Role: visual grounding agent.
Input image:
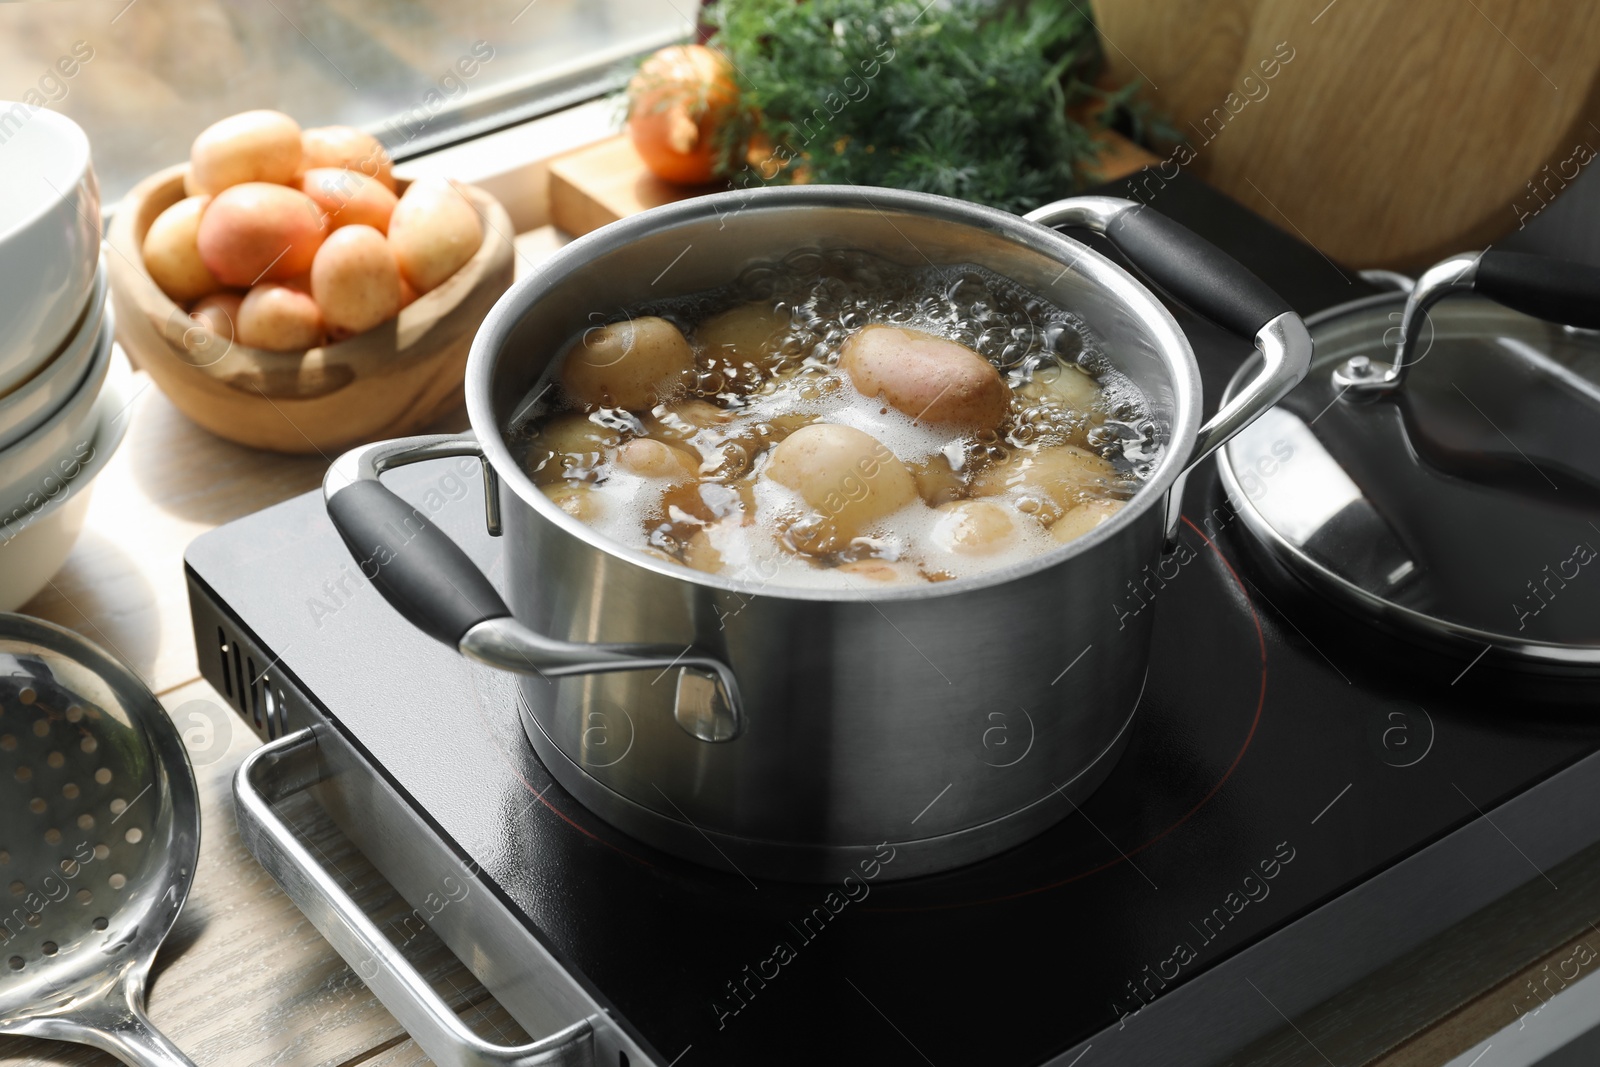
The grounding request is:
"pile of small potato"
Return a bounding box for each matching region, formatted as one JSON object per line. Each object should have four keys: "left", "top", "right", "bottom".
{"left": 141, "top": 109, "right": 484, "bottom": 352}
{"left": 528, "top": 302, "right": 1136, "bottom": 585}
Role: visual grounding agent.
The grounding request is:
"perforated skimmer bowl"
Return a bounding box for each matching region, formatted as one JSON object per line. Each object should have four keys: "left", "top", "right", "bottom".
{"left": 0, "top": 614, "right": 199, "bottom": 1067}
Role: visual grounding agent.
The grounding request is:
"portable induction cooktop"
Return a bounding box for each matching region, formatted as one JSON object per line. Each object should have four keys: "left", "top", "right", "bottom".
{"left": 186, "top": 176, "right": 1600, "bottom": 1067}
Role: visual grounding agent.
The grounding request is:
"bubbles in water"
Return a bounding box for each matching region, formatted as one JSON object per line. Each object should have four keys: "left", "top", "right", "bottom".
{"left": 507, "top": 247, "right": 1161, "bottom": 584}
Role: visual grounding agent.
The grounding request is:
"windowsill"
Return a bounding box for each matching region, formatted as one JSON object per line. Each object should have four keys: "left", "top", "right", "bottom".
{"left": 393, "top": 95, "right": 621, "bottom": 235}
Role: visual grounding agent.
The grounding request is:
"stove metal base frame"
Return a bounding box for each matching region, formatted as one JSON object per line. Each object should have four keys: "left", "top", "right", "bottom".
{"left": 193, "top": 587, "right": 652, "bottom": 1067}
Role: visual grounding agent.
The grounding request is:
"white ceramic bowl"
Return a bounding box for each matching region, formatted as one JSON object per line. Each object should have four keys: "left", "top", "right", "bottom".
{"left": 0, "top": 103, "right": 101, "bottom": 395}
{"left": 0, "top": 296, "right": 113, "bottom": 516}
{"left": 0, "top": 349, "right": 132, "bottom": 611}
{"left": 0, "top": 254, "right": 107, "bottom": 451}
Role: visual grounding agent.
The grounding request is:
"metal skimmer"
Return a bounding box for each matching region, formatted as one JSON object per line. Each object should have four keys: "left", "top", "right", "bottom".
{"left": 0, "top": 614, "right": 199, "bottom": 1067}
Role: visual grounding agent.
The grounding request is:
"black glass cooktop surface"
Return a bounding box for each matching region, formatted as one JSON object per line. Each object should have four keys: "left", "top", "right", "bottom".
{"left": 186, "top": 175, "right": 1600, "bottom": 1066}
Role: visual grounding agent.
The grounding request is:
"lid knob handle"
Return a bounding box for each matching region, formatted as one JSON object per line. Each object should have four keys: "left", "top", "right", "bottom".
{"left": 1334, "top": 249, "right": 1600, "bottom": 396}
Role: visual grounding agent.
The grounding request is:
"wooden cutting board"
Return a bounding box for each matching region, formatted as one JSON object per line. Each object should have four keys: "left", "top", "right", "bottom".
{"left": 548, "top": 129, "right": 1161, "bottom": 237}
{"left": 1091, "top": 0, "right": 1600, "bottom": 268}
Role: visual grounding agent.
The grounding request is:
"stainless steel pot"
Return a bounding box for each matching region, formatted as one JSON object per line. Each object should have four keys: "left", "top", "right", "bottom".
{"left": 323, "top": 187, "right": 1311, "bottom": 882}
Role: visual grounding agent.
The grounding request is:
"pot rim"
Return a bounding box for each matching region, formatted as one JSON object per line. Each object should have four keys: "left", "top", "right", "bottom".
{"left": 466, "top": 184, "right": 1203, "bottom": 603}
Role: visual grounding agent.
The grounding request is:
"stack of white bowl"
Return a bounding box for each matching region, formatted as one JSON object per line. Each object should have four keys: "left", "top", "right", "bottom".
{"left": 0, "top": 104, "right": 135, "bottom": 610}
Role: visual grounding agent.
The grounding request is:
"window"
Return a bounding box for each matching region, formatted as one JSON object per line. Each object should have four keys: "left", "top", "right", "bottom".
{"left": 0, "top": 0, "right": 689, "bottom": 200}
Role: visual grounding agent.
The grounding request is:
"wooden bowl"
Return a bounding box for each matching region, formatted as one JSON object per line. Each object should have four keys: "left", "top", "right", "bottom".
{"left": 106, "top": 164, "right": 515, "bottom": 454}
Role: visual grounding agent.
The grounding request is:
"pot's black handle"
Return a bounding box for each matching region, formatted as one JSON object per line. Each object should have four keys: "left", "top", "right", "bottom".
{"left": 1102, "top": 204, "right": 1294, "bottom": 338}
{"left": 1024, "top": 195, "right": 1312, "bottom": 470}
{"left": 326, "top": 477, "right": 508, "bottom": 647}
{"left": 1475, "top": 250, "right": 1600, "bottom": 330}
{"left": 322, "top": 434, "right": 744, "bottom": 736}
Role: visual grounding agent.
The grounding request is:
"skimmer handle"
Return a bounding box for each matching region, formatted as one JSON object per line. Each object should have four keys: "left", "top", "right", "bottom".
{"left": 21, "top": 978, "right": 197, "bottom": 1067}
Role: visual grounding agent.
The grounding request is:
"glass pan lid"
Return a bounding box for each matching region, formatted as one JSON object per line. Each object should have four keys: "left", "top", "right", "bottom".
{"left": 1219, "top": 291, "right": 1600, "bottom": 671}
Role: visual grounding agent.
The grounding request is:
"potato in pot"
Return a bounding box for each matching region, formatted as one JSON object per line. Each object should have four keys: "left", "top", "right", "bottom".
{"left": 766, "top": 423, "right": 918, "bottom": 553}
{"left": 929, "top": 499, "right": 1024, "bottom": 556}
{"left": 839, "top": 324, "right": 1010, "bottom": 431}
{"left": 696, "top": 302, "right": 792, "bottom": 376}
{"left": 971, "top": 444, "right": 1119, "bottom": 522}
{"left": 1052, "top": 499, "right": 1124, "bottom": 542}
{"left": 561, "top": 316, "right": 697, "bottom": 412}
{"left": 526, "top": 414, "right": 624, "bottom": 485}
{"left": 615, "top": 438, "right": 700, "bottom": 481}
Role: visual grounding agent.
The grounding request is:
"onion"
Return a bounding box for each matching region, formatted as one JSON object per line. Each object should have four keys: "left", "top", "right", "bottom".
{"left": 627, "top": 44, "right": 739, "bottom": 186}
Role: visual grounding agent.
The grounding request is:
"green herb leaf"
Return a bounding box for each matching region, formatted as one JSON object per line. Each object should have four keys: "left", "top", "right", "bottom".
{"left": 707, "top": 0, "right": 1150, "bottom": 212}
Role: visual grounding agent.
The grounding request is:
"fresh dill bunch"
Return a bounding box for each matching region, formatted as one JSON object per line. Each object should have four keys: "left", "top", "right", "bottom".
{"left": 706, "top": 0, "right": 1145, "bottom": 213}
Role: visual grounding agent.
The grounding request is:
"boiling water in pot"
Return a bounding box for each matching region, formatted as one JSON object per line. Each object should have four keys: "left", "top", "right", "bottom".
{"left": 506, "top": 248, "right": 1161, "bottom": 588}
